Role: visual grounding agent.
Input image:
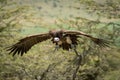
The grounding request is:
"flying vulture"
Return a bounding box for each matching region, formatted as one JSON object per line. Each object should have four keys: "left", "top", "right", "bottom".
{"left": 7, "top": 30, "right": 109, "bottom": 56}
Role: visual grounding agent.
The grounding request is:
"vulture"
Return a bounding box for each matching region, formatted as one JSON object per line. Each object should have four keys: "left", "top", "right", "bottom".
{"left": 7, "top": 30, "right": 109, "bottom": 56}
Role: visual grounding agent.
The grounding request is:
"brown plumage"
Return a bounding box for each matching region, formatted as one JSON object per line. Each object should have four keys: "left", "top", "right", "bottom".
{"left": 7, "top": 30, "right": 109, "bottom": 56}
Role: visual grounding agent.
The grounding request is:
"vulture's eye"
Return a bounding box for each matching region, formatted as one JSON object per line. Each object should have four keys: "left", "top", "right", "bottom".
{"left": 54, "top": 37, "right": 60, "bottom": 42}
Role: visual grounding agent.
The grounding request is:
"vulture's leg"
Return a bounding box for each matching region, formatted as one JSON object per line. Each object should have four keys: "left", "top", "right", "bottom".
{"left": 71, "top": 44, "right": 79, "bottom": 56}
{"left": 71, "top": 44, "right": 82, "bottom": 66}
{"left": 74, "top": 48, "right": 79, "bottom": 56}
{"left": 53, "top": 45, "right": 59, "bottom": 53}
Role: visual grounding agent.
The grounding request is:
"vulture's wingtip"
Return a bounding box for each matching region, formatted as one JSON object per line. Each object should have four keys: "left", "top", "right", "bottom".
{"left": 92, "top": 38, "right": 110, "bottom": 47}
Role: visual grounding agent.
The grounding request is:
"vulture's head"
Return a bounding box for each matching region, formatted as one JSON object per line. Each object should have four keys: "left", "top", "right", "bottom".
{"left": 49, "top": 30, "right": 64, "bottom": 43}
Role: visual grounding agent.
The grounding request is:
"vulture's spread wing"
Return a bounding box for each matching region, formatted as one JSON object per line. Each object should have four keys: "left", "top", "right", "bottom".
{"left": 7, "top": 33, "right": 51, "bottom": 56}
{"left": 64, "top": 30, "right": 109, "bottom": 47}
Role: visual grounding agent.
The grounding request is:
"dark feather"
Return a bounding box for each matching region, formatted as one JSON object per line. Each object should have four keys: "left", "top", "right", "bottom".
{"left": 91, "top": 38, "right": 110, "bottom": 47}
{"left": 61, "top": 43, "right": 71, "bottom": 50}
{"left": 7, "top": 33, "right": 51, "bottom": 56}
{"left": 64, "top": 30, "right": 109, "bottom": 47}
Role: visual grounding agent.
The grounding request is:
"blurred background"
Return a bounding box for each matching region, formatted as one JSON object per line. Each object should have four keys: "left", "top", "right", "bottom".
{"left": 0, "top": 0, "right": 120, "bottom": 80}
